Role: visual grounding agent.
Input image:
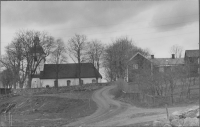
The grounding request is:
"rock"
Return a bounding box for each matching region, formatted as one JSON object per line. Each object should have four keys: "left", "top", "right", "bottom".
{"left": 172, "top": 111, "right": 182, "bottom": 116}
{"left": 169, "top": 114, "right": 179, "bottom": 122}
{"left": 153, "top": 120, "right": 164, "bottom": 127}
{"left": 197, "top": 110, "right": 199, "bottom": 118}
{"left": 153, "top": 119, "right": 170, "bottom": 127}
{"left": 163, "top": 124, "right": 172, "bottom": 127}
{"left": 183, "top": 117, "right": 199, "bottom": 127}
{"left": 171, "top": 119, "right": 184, "bottom": 127}
{"left": 185, "top": 109, "right": 199, "bottom": 118}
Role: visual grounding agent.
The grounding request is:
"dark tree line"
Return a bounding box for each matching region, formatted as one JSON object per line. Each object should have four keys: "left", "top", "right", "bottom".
{"left": 103, "top": 37, "right": 150, "bottom": 82}
{"left": 0, "top": 30, "right": 105, "bottom": 88}
{"left": 0, "top": 29, "right": 153, "bottom": 88}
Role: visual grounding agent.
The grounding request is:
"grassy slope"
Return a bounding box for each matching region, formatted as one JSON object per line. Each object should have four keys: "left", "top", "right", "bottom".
{"left": 0, "top": 92, "right": 97, "bottom": 126}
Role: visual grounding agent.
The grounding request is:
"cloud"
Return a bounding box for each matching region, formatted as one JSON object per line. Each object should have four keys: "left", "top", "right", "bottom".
{"left": 151, "top": 0, "right": 198, "bottom": 32}
{"left": 2, "top": 1, "right": 159, "bottom": 30}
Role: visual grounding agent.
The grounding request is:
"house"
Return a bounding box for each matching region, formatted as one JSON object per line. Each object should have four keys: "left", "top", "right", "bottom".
{"left": 184, "top": 50, "right": 199, "bottom": 77}
{"left": 126, "top": 52, "right": 152, "bottom": 82}
{"left": 150, "top": 54, "right": 184, "bottom": 74}
{"left": 126, "top": 52, "right": 184, "bottom": 82}
{"left": 30, "top": 37, "right": 102, "bottom": 88}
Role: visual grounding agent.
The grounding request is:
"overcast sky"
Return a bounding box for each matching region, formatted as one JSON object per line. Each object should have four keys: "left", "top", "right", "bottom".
{"left": 1, "top": 0, "right": 199, "bottom": 59}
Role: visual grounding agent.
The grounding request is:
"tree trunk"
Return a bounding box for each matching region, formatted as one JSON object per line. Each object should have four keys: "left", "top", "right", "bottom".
{"left": 78, "top": 62, "right": 81, "bottom": 85}
{"left": 78, "top": 53, "right": 82, "bottom": 85}
{"left": 27, "top": 75, "right": 32, "bottom": 88}
{"left": 55, "top": 64, "right": 59, "bottom": 88}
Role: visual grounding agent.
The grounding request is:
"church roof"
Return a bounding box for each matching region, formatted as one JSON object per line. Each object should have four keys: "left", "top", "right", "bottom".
{"left": 40, "top": 63, "right": 102, "bottom": 79}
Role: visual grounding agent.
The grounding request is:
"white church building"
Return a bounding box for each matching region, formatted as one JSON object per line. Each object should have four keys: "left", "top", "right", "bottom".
{"left": 30, "top": 37, "right": 102, "bottom": 88}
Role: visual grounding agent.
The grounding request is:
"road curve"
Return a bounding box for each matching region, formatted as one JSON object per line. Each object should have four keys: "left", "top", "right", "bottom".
{"left": 65, "top": 85, "right": 130, "bottom": 127}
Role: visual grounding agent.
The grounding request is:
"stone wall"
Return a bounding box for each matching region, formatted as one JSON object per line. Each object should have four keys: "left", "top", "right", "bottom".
{"left": 12, "top": 83, "right": 108, "bottom": 96}
{"left": 153, "top": 106, "right": 199, "bottom": 127}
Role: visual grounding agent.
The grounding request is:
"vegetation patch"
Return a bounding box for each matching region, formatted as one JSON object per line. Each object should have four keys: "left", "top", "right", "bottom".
{"left": 0, "top": 94, "right": 97, "bottom": 126}
{"left": 130, "top": 112, "right": 163, "bottom": 118}
{"left": 111, "top": 78, "right": 199, "bottom": 108}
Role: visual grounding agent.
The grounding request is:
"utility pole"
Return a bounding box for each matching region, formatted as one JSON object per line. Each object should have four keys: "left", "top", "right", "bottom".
{"left": 0, "top": 2, "right": 2, "bottom": 88}
{"left": 198, "top": 0, "right": 200, "bottom": 89}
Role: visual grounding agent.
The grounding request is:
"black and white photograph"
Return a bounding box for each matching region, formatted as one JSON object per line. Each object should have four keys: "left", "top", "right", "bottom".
{"left": 0, "top": 0, "right": 199, "bottom": 126}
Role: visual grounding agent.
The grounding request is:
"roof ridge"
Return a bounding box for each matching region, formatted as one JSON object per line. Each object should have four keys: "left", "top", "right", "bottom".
{"left": 44, "top": 63, "right": 92, "bottom": 65}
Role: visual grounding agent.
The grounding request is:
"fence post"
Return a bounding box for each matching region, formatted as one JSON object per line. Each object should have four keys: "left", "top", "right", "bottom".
{"left": 8, "top": 112, "right": 10, "bottom": 127}
{"left": 4, "top": 113, "right": 6, "bottom": 122}
{"left": 165, "top": 104, "right": 169, "bottom": 120}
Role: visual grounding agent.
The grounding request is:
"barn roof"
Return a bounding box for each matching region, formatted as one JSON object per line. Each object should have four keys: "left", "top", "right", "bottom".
{"left": 185, "top": 50, "right": 199, "bottom": 57}
{"left": 40, "top": 63, "right": 102, "bottom": 79}
{"left": 149, "top": 58, "right": 184, "bottom": 66}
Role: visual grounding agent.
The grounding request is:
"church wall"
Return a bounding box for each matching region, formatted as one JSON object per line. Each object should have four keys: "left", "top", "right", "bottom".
{"left": 32, "top": 78, "right": 101, "bottom": 88}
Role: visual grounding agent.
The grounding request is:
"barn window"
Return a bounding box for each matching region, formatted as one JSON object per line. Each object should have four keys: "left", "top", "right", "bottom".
{"left": 67, "top": 80, "right": 71, "bottom": 86}
{"left": 133, "top": 64, "right": 138, "bottom": 69}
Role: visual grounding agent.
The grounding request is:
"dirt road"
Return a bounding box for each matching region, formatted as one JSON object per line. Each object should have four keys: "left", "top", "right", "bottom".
{"left": 65, "top": 85, "right": 198, "bottom": 127}
{"left": 65, "top": 85, "right": 130, "bottom": 126}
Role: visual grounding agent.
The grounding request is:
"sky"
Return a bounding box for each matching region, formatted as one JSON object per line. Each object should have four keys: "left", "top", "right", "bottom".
{"left": 1, "top": 0, "right": 199, "bottom": 58}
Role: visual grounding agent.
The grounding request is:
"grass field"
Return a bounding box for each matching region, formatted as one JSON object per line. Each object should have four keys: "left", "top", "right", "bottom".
{"left": 111, "top": 78, "right": 199, "bottom": 108}
{"left": 0, "top": 91, "right": 97, "bottom": 126}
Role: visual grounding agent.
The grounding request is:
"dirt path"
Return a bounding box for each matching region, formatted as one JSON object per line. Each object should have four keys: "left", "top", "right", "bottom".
{"left": 64, "top": 85, "right": 197, "bottom": 126}
{"left": 64, "top": 85, "right": 130, "bottom": 126}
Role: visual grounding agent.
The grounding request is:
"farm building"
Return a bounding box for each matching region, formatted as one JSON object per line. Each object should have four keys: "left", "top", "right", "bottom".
{"left": 126, "top": 52, "right": 184, "bottom": 82}
{"left": 184, "top": 50, "right": 199, "bottom": 77}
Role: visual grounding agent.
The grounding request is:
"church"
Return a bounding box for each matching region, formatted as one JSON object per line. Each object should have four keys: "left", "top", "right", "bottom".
{"left": 30, "top": 37, "right": 102, "bottom": 88}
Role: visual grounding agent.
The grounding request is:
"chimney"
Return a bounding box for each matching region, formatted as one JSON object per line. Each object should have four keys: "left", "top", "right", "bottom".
{"left": 172, "top": 54, "right": 175, "bottom": 59}
{"left": 151, "top": 55, "right": 154, "bottom": 59}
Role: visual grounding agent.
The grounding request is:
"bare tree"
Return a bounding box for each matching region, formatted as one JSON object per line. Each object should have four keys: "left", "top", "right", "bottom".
{"left": 86, "top": 39, "right": 104, "bottom": 82}
{"left": 47, "top": 38, "right": 67, "bottom": 88}
{"left": 0, "top": 41, "right": 25, "bottom": 89}
{"left": 0, "top": 69, "right": 14, "bottom": 88}
{"left": 103, "top": 36, "right": 150, "bottom": 81}
{"left": 1, "top": 30, "right": 55, "bottom": 88}
{"left": 170, "top": 44, "right": 183, "bottom": 58}
{"left": 47, "top": 38, "right": 67, "bottom": 64}
{"left": 68, "top": 34, "right": 87, "bottom": 85}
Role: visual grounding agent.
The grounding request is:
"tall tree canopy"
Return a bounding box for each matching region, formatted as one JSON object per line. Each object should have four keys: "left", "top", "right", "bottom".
{"left": 103, "top": 37, "right": 149, "bottom": 81}
{"left": 86, "top": 39, "right": 104, "bottom": 72}
{"left": 68, "top": 34, "right": 87, "bottom": 85}
{"left": 0, "top": 30, "right": 55, "bottom": 88}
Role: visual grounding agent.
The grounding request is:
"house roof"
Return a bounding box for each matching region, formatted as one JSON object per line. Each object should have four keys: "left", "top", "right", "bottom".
{"left": 185, "top": 50, "right": 199, "bottom": 57}
{"left": 149, "top": 58, "right": 184, "bottom": 66}
{"left": 129, "top": 52, "right": 151, "bottom": 62}
{"left": 40, "top": 63, "right": 102, "bottom": 79}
